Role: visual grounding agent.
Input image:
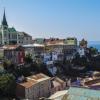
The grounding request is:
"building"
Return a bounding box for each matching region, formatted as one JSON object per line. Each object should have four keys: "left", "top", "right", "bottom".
{"left": 22, "top": 43, "right": 45, "bottom": 61}
{"left": 16, "top": 73, "right": 51, "bottom": 100}
{"left": 18, "top": 32, "right": 32, "bottom": 45}
{"left": 63, "top": 37, "right": 77, "bottom": 61}
{"left": 0, "top": 47, "right": 4, "bottom": 60}
{"left": 4, "top": 45, "right": 25, "bottom": 65}
{"left": 34, "top": 38, "right": 45, "bottom": 44}
{"left": 66, "top": 87, "right": 100, "bottom": 100}
{"left": 0, "top": 10, "right": 18, "bottom": 45}
{"left": 79, "top": 38, "right": 87, "bottom": 48}
{"left": 48, "top": 86, "right": 100, "bottom": 100}
{"left": 64, "top": 37, "right": 77, "bottom": 46}
{"left": 50, "top": 77, "right": 66, "bottom": 94}
{"left": 0, "top": 9, "right": 32, "bottom": 45}
{"left": 44, "top": 40, "right": 64, "bottom": 63}
{"left": 48, "top": 90, "right": 68, "bottom": 100}
{"left": 77, "top": 47, "right": 85, "bottom": 57}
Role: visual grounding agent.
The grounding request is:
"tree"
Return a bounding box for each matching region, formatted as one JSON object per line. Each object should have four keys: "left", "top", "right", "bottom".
{"left": 0, "top": 73, "right": 16, "bottom": 97}
{"left": 24, "top": 54, "right": 33, "bottom": 63}
{"left": 3, "top": 59, "right": 12, "bottom": 70}
{"left": 89, "top": 47, "right": 98, "bottom": 55}
{"left": 72, "top": 53, "right": 87, "bottom": 66}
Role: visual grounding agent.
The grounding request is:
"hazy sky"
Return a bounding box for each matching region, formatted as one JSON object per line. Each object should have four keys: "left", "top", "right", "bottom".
{"left": 0, "top": 0, "right": 100, "bottom": 41}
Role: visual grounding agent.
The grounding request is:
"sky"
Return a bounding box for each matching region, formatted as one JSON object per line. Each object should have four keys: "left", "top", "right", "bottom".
{"left": 0, "top": 0, "right": 100, "bottom": 41}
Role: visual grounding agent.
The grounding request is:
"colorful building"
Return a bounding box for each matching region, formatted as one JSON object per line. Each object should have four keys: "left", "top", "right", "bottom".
{"left": 4, "top": 45, "right": 25, "bottom": 65}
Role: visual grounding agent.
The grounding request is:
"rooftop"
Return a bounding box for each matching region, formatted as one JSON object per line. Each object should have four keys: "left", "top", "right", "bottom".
{"left": 3, "top": 45, "right": 19, "bottom": 50}
{"left": 51, "top": 77, "right": 65, "bottom": 88}
{"left": 19, "top": 79, "right": 36, "bottom": 88}
{"left": 48, "top": 90, "right": 68, "bottom": 99}
{"left": 22, "top": 43, "right": 44, "bottom": 47}
{"left": 8, "top": 27, "right": 17, "bottom": 33}
{"left": 17, "top": 73, "right": 50, "bottom": 88}
{"left": 18, "top": 32, "right": 31, "bottom": 37}
{"left": 3, "top": 45, "right": 23, "bottom": 50}
{"left": 66, "top": 87, "right": 100, "bottom": 100}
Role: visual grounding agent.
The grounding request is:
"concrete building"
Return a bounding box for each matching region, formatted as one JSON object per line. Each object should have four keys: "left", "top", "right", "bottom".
{"left": 18, "top": 32, "right": 32, "bottom": 45}
{"left": 22, "top": 43, "right": 45, "bottom": 61}
{"left": 16, "top": 73, "right": 51, "bottom": 100}
{"left": 63, "top": 37, "right": 77, "bottom": 61}
{"left": 77, "top": 47, "right": 85, "bottom": 57}
{"left": 4, "top": 45, "right": 25, "bottom": 65}
{"left": 44, "top": 41, "right": 64, "bottom": 62}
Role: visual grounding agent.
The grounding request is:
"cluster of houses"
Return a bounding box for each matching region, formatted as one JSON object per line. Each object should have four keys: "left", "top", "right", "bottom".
{"left": 0, "top": 37, "right": 79, "bottom": 65}
{"left": 15, "top": 71, "right": 100, "bottom": 100}
{"left": 16, "top": 73, "right": 66, "bottom": 100}
{"left": 1, "top": 10, "right": 97, "bottom": 100}
{"left": 0, "top": 10, "right": 88, "bottom": 67}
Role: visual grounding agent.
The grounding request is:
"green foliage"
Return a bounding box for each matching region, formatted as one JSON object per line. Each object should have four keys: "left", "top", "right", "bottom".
{"left": 24, "top": 53, "right": 33, "bottom": 63}
{"left": 0, "top": 73, "right": 16, "bottom": 97}
{"left": 3, "top": 59, "right": 12, "bottom": 70}
{"left": 72, "top": 53, "right": 87, "bottom": 66}
{"left": 89, "top": 47, "right": 98, "bottom": 55}
{"left": 0, "top": 67, "right": 5, "bottom": 75}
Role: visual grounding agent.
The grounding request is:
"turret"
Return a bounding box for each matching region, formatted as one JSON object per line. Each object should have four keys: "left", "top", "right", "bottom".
{"left": 2, "top": 9, "right": 8, "bottom": 29}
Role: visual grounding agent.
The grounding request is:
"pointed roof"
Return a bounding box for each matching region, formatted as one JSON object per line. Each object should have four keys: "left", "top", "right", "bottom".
{"left": 2, "top": 9, "right": 8, "bottom": 26}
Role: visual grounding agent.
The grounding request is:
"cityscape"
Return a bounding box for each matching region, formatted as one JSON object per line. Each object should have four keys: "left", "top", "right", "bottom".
{"left": 0, "top": 0, "right": 100, "bottom": 100}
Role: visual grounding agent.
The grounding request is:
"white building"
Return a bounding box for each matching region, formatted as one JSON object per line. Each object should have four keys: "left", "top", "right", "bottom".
{"left": 18, "top": 32, "right": 32, "bottom": 45}
{"left": 77, "top": 47, "right": 85, "bottom": 57}
{"left": 22, "top": 43, "right": 45, "bottom": 60}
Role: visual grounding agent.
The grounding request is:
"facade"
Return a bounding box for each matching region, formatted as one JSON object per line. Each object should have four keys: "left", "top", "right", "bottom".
{"left": 18, "top": 32, "right": 32, "bottom": 45}
{"left": 34, "top": 38, "right": 45, "bottom": 44}
{"left": 0, "top": 10, "right": 32, "bottom": 45}
{"left": 64, "top": 37, "right": 77, "bottom": 46}
{"left": 16, "top": 73, "right": 51, "bottom": 100}
{"left": 22, "top": 43, "right": 45, "bottom": 61}
{"left": 4, "top": 45, "right": 25, "bottom": 65}
{"left": 77, "top": 47, "right": 85, "bottom": 57}
{"left": 79, "top": 38, "right": 87, "bottom": 48}
{"left": 0, "top": 48, "right": 4, "bottom": 60}
{"left": 63, "top": 37, "right": 78, "bottom": 61}
{"left": 44, "top": 40, "right": 64, "bottom": 63}
{"left": 50, "top": 77, "right": 66, "bottom": 94}
{"left": 0, "top": 10, "right": 18, "bottom": 45}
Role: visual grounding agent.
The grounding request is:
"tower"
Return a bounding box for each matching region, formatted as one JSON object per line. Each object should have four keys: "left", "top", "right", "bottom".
{"left": 1, "top": 9, "right": 9, "bottom": 45}
{"left": 2, "top": 9, "right": 8, "bottom": 29}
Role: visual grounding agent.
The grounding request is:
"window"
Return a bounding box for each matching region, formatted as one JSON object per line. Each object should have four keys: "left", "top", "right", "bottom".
{"left": 21, "top": 58, "right": 23, "bottom": 62}
{"left": 20, "top": 52, "right": 22, "bottom": 56}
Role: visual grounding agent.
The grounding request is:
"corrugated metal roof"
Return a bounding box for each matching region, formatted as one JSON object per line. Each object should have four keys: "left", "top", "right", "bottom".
{"left": 48, "top": 87, "right": 100, "bottom": 100}
{"left": 65, "top": 87, "right": 100, "bottom": 100}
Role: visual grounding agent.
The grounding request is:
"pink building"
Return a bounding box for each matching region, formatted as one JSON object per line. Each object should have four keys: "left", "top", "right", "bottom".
{"left": 4, "top": 45, "right": 25, "bottom": 65}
